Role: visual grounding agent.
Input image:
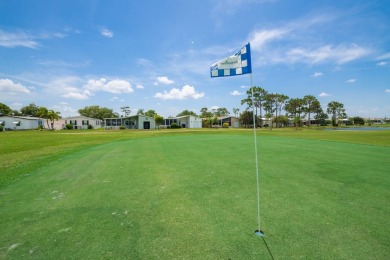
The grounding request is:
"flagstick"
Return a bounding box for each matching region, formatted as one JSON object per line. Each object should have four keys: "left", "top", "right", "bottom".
{"left": 251, "top": 73, "right": 263, "bottom": 237}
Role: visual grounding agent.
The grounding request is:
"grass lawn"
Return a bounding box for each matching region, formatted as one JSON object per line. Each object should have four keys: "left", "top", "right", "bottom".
{"left": 0, "top": 129, "right": 389, "bottom": 259}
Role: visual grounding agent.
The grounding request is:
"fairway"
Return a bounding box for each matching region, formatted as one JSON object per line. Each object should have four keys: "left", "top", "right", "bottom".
{"left": 1, "top": 130, "right": 389, "bottom": 259}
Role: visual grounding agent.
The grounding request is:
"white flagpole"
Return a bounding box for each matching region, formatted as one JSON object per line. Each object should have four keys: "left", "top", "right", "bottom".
{"left": 250, "top": 73, "right": 263, "bottom": 236}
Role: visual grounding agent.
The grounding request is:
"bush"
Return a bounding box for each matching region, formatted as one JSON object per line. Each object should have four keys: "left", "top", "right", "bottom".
{"left": 119, "top": 126, "right": 126, "bottom": 130}
{"left": 170, "top": 123, "right": 181, "bottom": 129}
{"left": 222, "top": 123, "right": 229, "bottom": 128}
{"left": 0, "top": 125, "right": 3, "bottom": 132}
{"left": 65, "top": 124, "right": 73, "bottom": 130}
{"left": 88, "top": 124, "right": 93, "bottom": 129}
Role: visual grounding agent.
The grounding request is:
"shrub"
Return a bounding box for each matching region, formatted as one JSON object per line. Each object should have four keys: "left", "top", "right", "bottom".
{"left": 170, "top": 123, "right": 181, "bottom": 129}
{"left": 119, "top": 126, "right": 126, "bottom": 130}
{"left": 222, "top": 123, "right": 229, "bottom": 128}
{"left": 88, "top": 124, "right": 93, "bottom": 129}
{"left": 0, "top": 125, "right": 3, "bottom": 132}
{"left": 65, "top": 124, "right": 73, "bottom": 130}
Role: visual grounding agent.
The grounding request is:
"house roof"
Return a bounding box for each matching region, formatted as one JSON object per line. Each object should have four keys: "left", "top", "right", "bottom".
{"left": 0, "top": 116, "right": 42, "bottom": 121}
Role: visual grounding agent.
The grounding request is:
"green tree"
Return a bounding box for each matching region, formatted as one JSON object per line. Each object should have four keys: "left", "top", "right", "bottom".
{"left": 177, "top": 110, "right": 197, "bottom": 117}
{"left": 200, "top": 107, "right": 213, "bottom": 118}
{"left": 145, "top": 110, "right": 157, "bottom": 117}
{"left": 0, "top": 103, "right": 12, "bottom": 115}
{"left": 232, "top": 108, "right": 240, "bottom": 117}
{"left": 47, "top": 110, "right": 61, "bottom": 130}
{"left": 353, "top": 116, "right": 365, "bottom": 125}
{"left": 137, "top": 109, "right": 145, "bottom": 115}
{"left": 241, "top": 86, "right": 268, "bottom": 127}
{"left": 154, "top": 114, "right": 164, "bottom": 128}
{"left": 303, "top": 95, "right": 320, "bottom": 127}
{"left": 326, "top": 101, "right": 346, "bottom": 126}
{"left": 285, "top": 98, "right": 304, "bottom": 128}
{"left": 215, "top": 107, "right": 230, "bottom": 117}
{"left": 78, "top": 105, "right": 116, "bottom": 120}
{"left": 239, "top": 110, "right": 253, "bottom": 128}
{"left": 20, "top": 103, "right": 41, "bottom": 117}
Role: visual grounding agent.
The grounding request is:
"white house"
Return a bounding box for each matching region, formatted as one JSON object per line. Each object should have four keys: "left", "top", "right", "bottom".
{"left": 0, "top": 116, "right": 44, "bottom": 130}
{"left": 176, "top": 115, "right": 202, "bottom": 128}
{"left": 52, "top": 116, "right": 102, "bottom": 130}
{"left": 104, "top": 115, "right": 155, "bottom": 130}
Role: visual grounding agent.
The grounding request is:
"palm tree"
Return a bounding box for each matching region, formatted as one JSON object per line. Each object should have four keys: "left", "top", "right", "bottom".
{"left": 38, "top": 107, "right": 49, "bottom": 129}
{"left": 232, "top": 108, "right": 240, "bottom": 118}
{"left": 47, "top": 110, "right": 61, "bottom": 130}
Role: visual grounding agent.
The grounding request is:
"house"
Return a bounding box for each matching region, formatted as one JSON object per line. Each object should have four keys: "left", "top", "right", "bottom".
{"left": 176, "top": 115, "right": 202, "bottom": 128}
{"left": 0, "top": 116, "right": 44, "bottom": 130}
{"left": 104, "top": 115, "right": 155, "bottom": 130}
{"left": 218, "top": 116, "right": 240, "bottom": 128}
{"left": 51, "top": 116, "right": 102, "bottom": 130}
{"left": 161, "top": 115, "right": 202, "bottom": 128}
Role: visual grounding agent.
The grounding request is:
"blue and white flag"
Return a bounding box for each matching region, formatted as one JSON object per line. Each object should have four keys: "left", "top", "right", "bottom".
{"left": 210, "top": 43, "right": 252, "bottom": 78}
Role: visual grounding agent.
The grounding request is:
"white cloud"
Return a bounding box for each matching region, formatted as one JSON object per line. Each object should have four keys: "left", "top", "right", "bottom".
{"left": 84, "top": 78, "right": 133, "bottom": 94}
{"left": 0, "top": 30, "right": 39, "bottom": 48}
{"left": 101, "top": 28, "right": 113, "bottom": 38}
{"left": 284, "top": 44, "right": 370, "bottom": 65}
{"left": 61, "top": 87, "right": 92, "bottom": 100}
{"left": 385, "top": 89, "right": 390, "bottom": 93}
{"left": 136, "top": 84, "right": 144, "bottom": 89}
{"left": 377, "top": 61, "right": 388, "bottom": 66}
{"left": 346, "top": 78, "right": 356, "bottom": 84}
{"left": 110, "top": 97, "right": 124, "bottom": 102}
{"left": 154, "top": 85, "right": 204, "bottom": 100}
{"left": 156, "top": 76, "right": 175, "bottom": 85}
{"left": 311, "top": 72, "right": 323, "bottom": 77}
{"left": 248, "top": 28, "right": 287, "bottom": 51}
{"left": 376, "top": 52, "right": 390, "bottom": 60}
{"left": 230, "top": 90, "right": 243, "bottom": 96}
{"left": 0, "top": 79, "right": 30, "bottom": 94}
{"left": 319, "top": 92, "right": 331, "bottom": 97}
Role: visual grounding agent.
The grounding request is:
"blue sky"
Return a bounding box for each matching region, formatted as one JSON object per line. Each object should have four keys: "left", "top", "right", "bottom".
{"left": 1, "top": 0, "right": 389, "bottom": 118}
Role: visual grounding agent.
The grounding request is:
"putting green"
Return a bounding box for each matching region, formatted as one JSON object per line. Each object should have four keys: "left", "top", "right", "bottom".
{"left": 1, "top": 133, "right": 389, "bottom": 259}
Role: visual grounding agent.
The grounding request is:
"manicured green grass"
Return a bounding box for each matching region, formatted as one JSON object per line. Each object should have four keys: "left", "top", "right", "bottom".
{"left": 0, "top": 129, "right": 389, "bottom": 259}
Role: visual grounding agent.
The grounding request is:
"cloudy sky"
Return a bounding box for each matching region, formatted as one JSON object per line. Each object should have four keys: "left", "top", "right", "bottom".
{"left": 1, "top": 0, "right": 389, "bottom": 118}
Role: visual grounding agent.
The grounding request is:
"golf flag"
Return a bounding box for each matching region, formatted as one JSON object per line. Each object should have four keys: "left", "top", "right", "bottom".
{"left": 210, "top": 43, "right": 252, "bottom": 77}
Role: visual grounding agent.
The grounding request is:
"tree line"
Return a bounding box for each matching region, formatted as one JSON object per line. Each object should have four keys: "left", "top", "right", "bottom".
{"left": 0, "top": 88, "right": 364, "bottom": 130}
{"left": 238, "top": 86, "right": 348, "bottom": 127}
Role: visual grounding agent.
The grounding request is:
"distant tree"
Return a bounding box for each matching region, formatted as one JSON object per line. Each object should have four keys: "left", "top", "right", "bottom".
{"left": 0, "top": 103, "right": 12, "bottom": 115}
{"left": 11, "top": 110, "right": 22, "bottom": 116}
{"left": 285, "top": 98, "right": 305, "bottom": 128}
{"left": 20, "top": 103, "right": 41, "bottom": 117}
{"left": 275, "top": 94, "right": 289, "bottom": 127}
{"left": 239, "top": 110, "right": 253, "bottom": 128}
{"left": 154, "top": 115, "right": 164, "bottom": 128}
{"left": 353, "top": 116, "right": 365, "bottom": 125}
{"left": 120, "top": 106, "right": 131, "bottom": 117}
{"left": 327, "top": 101, "right": 346, "bottom": 126}
{"left": 303, "top": 95, "right": 319, "bottom": 127}
{"left": 200, "top": 107, "right": 213, "bottom": 118}
{"left": 314, "top": 110, "right": 329, "bottom": 126}
{"left": 241, "top": 86, "right": 268, "bottom": 127}
{"left": 177, "top": 110, "right": 197, "bottom": 117}
{"left": 216, "top": 107, "right": 230, "bottom": 117}
{"left": 78, "top": 105, "right": 116, "bottom": 120}
{"left": 232, "top": 108, "right": 240, "bottom": 117}
{"left": 47, "top": 110, "right": 61, "bottom": 129}
{"left": 137, "top": 109, "right": 145, "bottom": 115}
{"left": 145, "top": 109, "right": 157, "bottom": 117}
